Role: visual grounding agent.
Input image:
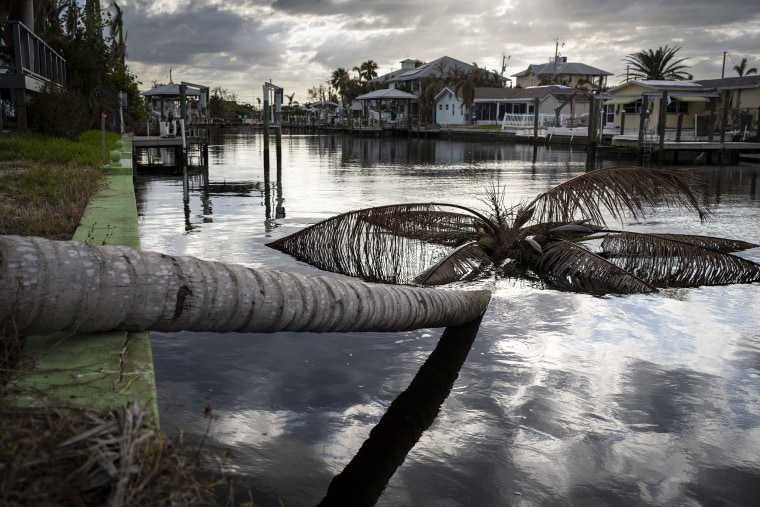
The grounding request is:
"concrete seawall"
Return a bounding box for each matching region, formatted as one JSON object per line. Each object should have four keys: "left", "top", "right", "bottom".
{"left": 14, "top": 137, "right": 160, "bottom": 427}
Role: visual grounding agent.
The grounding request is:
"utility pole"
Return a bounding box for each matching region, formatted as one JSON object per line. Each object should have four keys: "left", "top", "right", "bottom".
{"left": 721, "top": 51, "right": 727, "bottom": 78}
{"left": 552, "top": 38, "right": 564, "bottom": 84}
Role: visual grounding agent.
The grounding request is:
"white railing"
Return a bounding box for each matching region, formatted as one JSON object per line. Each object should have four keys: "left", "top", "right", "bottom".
{"left": 501, "top": 113, "right": 585, "bottom": 130}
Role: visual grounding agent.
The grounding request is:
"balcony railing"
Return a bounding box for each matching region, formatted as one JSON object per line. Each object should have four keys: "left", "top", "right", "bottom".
{"left": 0, "top": 20, "right": 66, "bottom": 91}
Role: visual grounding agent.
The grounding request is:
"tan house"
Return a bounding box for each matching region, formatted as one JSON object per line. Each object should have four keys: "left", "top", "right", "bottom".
{"left": 511, "top": 56, "right": 612, "bottom": 91}
{"left": 603, "top": 77, "right": 760, "bottom": 139}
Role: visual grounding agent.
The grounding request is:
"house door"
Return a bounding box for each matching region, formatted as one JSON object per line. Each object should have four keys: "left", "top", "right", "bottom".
{"left": 603, "top": 104, "right": 616, "bottom": 128}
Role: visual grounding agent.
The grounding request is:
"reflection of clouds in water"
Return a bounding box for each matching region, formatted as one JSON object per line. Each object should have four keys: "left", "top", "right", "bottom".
{"left": 422, "top": 275, "right": 760, "bottom": 504}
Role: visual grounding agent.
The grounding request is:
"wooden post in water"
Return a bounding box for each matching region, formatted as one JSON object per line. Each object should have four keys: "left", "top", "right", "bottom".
{"left": 674, "top": 113, "right": 684, "bottom": 164}
{"left": 532, "top": 97, "right": 540, "bottom": 163}
{"left": 274, "top": 86, "right": 285, "bottom": 219}
{"left": 637, "top": 95, "right": 650, "bottom": 165}
{"left": 657, "top": 90, "right": 668, "bottom": 168}
{"left": 586, "top": 95, "right": 599, "bottom": 170}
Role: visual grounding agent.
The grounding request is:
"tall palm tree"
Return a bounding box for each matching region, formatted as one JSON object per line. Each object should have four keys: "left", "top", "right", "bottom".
{"left": 108, "top": 1, "right": 127, "bottom": 66}
{"left": 623, "top": 45, "right": 692, "bottom": 81}
{"left": 453, "top": 71, "right": 477, "bottom": 123}
{"left": 356, "top": 60, "right": 379, "bottom": 82}
{"left": 733, "top": 57, "right": 758, "bottom": 77}
{"left": 268, "top": 166, "right": 760, "bottom": 295}
{"left": 330, "top": 67, "right": 350, "bottom": 119}
{"left": 731, "top": 57, "right": 757, "bottom": 109}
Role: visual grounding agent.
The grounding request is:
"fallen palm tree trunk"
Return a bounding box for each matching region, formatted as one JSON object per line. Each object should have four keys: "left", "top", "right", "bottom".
{"left": 0, "top": 235, "right": 491, "bottom": 336}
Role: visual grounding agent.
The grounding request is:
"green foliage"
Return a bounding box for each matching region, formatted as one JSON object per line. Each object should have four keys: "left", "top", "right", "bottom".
{"left": 623, "top": 45, "right": 692, "bottom": 81}
{"left": 0, "top": 130, "right": 120, "bottom": 165}
{"left": 0, "top": 131, "right": 114, "bottom": 239}
{"left": 28, "top": 85, "right": 92, "bottom": 140}
{"left": 29, "top": 1, "right": 146, "bottom": 133}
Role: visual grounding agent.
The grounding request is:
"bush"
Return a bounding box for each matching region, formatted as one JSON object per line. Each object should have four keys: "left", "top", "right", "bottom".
{"left": 28, "top": 85, "right": 92, "bottom": 140}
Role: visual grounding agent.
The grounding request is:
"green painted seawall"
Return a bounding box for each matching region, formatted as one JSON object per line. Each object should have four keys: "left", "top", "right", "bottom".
{"left": 15, "top": 137, "right": 160, "bottom": 427}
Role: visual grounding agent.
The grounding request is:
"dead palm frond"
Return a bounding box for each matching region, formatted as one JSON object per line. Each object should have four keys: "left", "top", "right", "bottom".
{"left": 525, "top": 166, "right": 709, "bottom": 225}
{"left": 267, "top": 167, "right": 760, "bottom": 295}
{"left": 600, "top": 232, "right": 760, "bottom": 287}
{"left": 266, "top": 203, "right": 483, "bottom": 284}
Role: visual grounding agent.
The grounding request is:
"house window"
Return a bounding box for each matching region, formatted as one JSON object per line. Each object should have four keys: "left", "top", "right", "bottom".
{"left": 667, "top": 99, "right": 689, "bottom": 114}
{"left": 446, "top": 104, "right": 449, "bottom": 110}
{"left": 439, "top": 104, "right": 442, "bottom": 111}
{"left": 623, "top": 100, "right": 643, "bottom": 114}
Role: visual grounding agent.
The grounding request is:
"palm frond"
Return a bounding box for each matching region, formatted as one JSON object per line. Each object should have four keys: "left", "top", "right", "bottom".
{"left": 414, "top": 242, "right": 494, "bottom": 286}
{"left": 534, "top": 241, "right": 657, "bottom": 295}
{"left": 525, "top": 166, "right": 709, "bottom": 226}
{"left": 645, "top": 233, "right": 758, "bottom": 253}
{"left": 266, "top": 204, "right": 481, "bottom": 284}
{"left": 600, "top": 232, "right": 760, "bottom": 287}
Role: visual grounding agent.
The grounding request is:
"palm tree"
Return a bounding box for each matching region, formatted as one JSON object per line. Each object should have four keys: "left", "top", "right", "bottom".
{"left": 623, "top": 45, "right": 692, "bottom": 81}
{"left": 330, "top": 67, "right": 351, "bottom": 120}
{"left": 733, "top": 57, "right": 758, "bottom": 77}
{"left": 1, "top": 236, "right": 490, "bottom": 336}
{"left": 356, "top": 60, "right": 379, "bottom": 82}
{"left": 453, "top": 71, "right": 477, "bottom": 123}
{"left": 732, "top": 57, "right": 758, "bottom": 109}
{"left": 108, "top": 1, "right": 127, "bottom": 66}
{"left": 267, "top": 166, "right": 760, "bottom": 295}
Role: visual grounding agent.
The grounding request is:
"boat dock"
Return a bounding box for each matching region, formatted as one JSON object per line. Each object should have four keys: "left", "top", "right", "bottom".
{"left": 132, "top": 122, "right": 209, "bottom": 172}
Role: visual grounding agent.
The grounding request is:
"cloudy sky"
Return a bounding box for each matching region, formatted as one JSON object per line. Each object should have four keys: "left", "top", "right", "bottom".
{"left": 114, "top": 0, "right": 760, "bottom": 105}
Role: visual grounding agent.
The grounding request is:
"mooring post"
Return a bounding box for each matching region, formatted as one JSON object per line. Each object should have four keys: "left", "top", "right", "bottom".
{"left": 263, "top": 84, "right": 270, "bottom": 175}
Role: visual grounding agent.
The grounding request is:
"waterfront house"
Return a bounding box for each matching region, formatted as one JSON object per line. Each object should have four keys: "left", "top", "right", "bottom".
{"left": 601, "top": 80, "right": 741, "bottom": 139}
{"left": 473, "top": 85, "right": 592, "bottom": 127}
{"left": 695, "top": 75, "right": 760, "bottom": 136}
{"left": 370, "top": 56, "right": 508, "bottom": 94}
{"left": 511, "top": 56, "right": 612, "bottom": 90}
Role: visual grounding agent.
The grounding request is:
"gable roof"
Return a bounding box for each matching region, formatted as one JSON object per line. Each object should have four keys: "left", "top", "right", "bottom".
{"left": 607, "top": 80, "right": 710, "bottom": 95}
{"left": 474, "top": 85, "right": 591, "bottom": 103}
{"left": 141, "top": 83, "right": 202, "bottom": 98}
{"left": 512, "top": 61, "right": 612, "bottom": 77}
{"left": 434, "top": 87, "right": 461, "bottom": 102}
{"left": 370, "top": 56, "right": 505, "bottom": 84}
{"left": 695, "top": 75, "right": 760, "bottom": 90}
{"left": 356, "top": 88, "right": 418, "bottom": 100}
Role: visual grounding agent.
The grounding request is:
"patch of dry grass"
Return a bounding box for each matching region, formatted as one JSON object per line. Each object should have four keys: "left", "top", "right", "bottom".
{"left": 0, "top": 160, "right": 105, "bottom": 240}
{"left": 0, "top": 399, "right": 233, "bottom": 507}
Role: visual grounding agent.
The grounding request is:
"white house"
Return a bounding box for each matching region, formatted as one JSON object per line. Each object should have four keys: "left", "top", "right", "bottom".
{"left": 434, "top": 87, "right": 466, "bottom": 126}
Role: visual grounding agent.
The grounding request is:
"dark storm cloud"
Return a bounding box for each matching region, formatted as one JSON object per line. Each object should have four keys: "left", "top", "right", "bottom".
{"left": 116, "top": 0, "right": 760, "bottom": 100}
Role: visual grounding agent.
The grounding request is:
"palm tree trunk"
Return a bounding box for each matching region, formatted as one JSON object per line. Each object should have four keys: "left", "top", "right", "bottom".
{"left": 0, "top": 236, "right": 491, "bottom": 336}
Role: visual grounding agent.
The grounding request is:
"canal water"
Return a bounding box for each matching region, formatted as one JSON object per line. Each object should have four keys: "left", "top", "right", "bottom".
{"left": 135, "top": 130, "right": 760, "bottom": 506}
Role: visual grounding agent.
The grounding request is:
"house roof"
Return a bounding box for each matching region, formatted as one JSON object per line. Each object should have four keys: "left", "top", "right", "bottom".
{"left": 607, "top": 80, "right": 711, "bottom": 95}
{"left": 473, "top": 85, "right": 590, "bottom": 102}
{"left": 370, "top": 55, "right": 506, "bottom": 84}
{"left": 695, "top": 75, "right": 760, "bottom": 90}
{"left": 512, "top": 61, "right": 612, "bottom": 77}
{"left": 434, "top": 87, "right": 459, "bottom": 101}
{"left": 356, "top": 88, "right": 418, "bottom": 101}
{"left": 141, "top": 83, "right": 203, "bottom": 98}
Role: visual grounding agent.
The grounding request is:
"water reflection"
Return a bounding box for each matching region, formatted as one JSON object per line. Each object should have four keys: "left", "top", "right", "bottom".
{"left": 137, "top": 131, "right": 760, "bottom": 506}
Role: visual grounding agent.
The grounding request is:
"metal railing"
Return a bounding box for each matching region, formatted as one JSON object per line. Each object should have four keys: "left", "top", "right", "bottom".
{"left": 0, "top": 20, "right": 66, "bottom": 91}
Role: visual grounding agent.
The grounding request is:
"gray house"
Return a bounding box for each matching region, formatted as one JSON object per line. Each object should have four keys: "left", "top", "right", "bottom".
{"left": 370, "top": 56, "right": 508, "bottom": 94}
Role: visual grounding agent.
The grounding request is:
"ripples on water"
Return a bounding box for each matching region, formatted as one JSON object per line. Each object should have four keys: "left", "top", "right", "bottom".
{"left": 136, "top": 130, "right": 760, "bottom": 506}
